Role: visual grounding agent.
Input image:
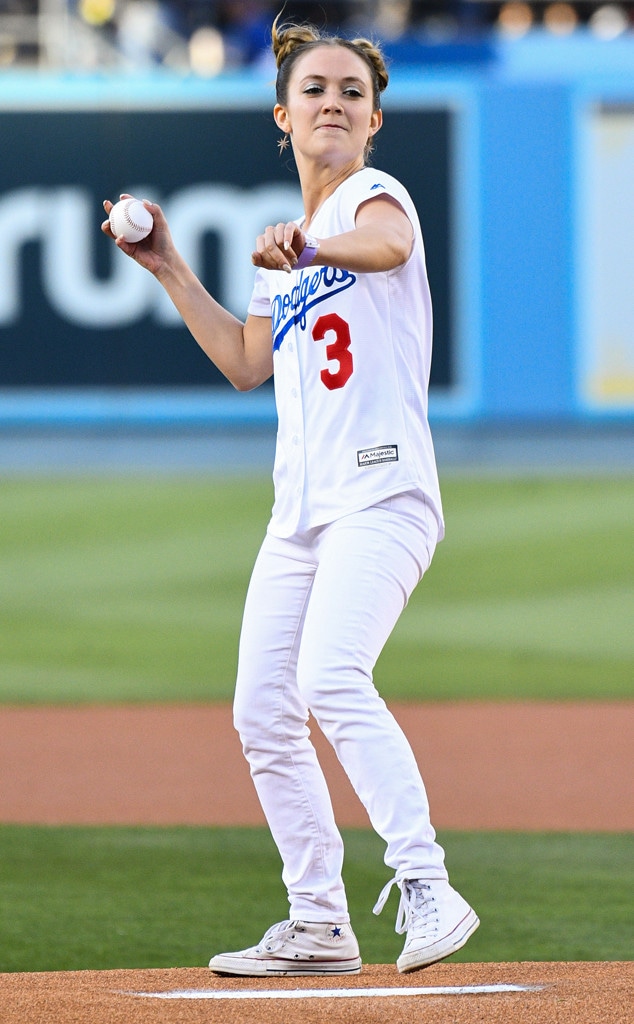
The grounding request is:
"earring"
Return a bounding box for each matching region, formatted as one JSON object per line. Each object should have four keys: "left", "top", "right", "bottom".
{"left": 277, "top": 134, "right": 290, "bottom": 154}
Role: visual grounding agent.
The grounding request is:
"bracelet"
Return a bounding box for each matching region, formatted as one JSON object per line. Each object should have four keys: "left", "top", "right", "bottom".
{"left": 295, "top": 234, "right": 320, "bottom": 270}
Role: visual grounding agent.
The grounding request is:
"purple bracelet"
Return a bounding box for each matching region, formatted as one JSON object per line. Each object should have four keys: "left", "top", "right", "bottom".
{"left": 295, "top": 234, "right": 320, "bottom": 270}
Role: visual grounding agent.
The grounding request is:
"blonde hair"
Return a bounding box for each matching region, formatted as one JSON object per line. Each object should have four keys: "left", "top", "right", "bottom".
{"left": 271, "top": 13, "right": 389, "bottom": 112}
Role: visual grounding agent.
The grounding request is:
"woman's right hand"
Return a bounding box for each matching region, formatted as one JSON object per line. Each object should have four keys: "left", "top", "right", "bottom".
{"left": 101, "top": 195, "right": 174, "bottom": 277}
{"left": 251, "top": 221, "right": 306, "bottom": 273}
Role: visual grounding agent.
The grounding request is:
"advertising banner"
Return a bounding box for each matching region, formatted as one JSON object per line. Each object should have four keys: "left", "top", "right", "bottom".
{"left": 0, "top": 103, "right": 453, "bottom": 393}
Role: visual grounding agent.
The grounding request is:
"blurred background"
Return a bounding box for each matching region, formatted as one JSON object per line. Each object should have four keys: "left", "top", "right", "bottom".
{"left": 3, "top": 1, "right": 634, "bottom": 73}
{"left": 0, "top": 0, "right": 633, "bottom": 465}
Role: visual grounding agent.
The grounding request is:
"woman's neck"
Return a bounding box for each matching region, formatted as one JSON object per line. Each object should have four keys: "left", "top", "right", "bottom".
{"left": 298, "top": 158, "right": 365, "bottom": 231}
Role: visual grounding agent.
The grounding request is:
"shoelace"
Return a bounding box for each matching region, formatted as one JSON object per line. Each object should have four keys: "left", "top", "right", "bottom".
{"left": 373, "top": 878, "right": 438, "bottom": 936}
{"left": 258, "top": 920, "right": 295, "bottom": 952}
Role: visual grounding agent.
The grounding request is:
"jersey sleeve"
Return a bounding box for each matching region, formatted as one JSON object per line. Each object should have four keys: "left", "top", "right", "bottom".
{"left": 247, "top": 268, "right": 272, "bottom": 318}
{"left": 343, "top": 169, "right": 419, "bottom": 235}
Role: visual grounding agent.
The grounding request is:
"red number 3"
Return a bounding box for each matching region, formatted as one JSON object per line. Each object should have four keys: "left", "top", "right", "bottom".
{"left": 312, "top": 312, "right": 354, "bottom": 390}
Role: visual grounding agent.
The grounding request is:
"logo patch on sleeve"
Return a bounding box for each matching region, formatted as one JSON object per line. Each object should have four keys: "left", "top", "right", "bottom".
{"left": 357, "top": 444, "right": 399, "bottom": 467}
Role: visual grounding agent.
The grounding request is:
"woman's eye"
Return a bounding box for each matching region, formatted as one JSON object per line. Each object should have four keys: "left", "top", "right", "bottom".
{"left": 303, "top": 84, "right": 362, "bottom": 97}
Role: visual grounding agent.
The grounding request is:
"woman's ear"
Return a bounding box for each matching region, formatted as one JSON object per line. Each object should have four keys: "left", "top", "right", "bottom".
{"left": 368, "top": 108, "right": 382, "bottom": 138}
{"left": 274, "top": 103, "right": 291, "bottom": 134}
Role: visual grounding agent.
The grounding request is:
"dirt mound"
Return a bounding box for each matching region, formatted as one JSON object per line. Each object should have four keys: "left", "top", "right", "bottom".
{"left": 0, "top": 961, "right": 631, "bottom": 1024}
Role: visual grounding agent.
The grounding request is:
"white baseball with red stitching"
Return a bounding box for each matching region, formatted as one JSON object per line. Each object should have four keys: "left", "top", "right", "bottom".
{"left": 109, "top": 197, "right": 153, "bottom": 243}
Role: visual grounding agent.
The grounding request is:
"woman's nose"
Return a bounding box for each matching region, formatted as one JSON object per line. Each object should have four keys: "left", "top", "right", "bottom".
{"left": 322, "top": 92, "right": 343, "bottom": 112}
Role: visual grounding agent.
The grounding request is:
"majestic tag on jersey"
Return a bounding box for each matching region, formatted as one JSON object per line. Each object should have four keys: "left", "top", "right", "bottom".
{"left": 357, "top": 445, "right": 399, "bottom": 467}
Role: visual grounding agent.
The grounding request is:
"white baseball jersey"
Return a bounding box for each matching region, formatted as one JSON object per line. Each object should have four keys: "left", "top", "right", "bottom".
{"left": 248, "top": 167, "right": 444, "bottom": 540}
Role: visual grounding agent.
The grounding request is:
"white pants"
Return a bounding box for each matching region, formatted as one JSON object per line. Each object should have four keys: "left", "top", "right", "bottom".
{"left": 233, "top": 492, "right": 448, "bottom": 923}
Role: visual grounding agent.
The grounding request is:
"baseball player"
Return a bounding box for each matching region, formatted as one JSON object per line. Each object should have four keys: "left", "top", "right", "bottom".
{"left": 102, "top": 14, "right": 479, "bottom": 977}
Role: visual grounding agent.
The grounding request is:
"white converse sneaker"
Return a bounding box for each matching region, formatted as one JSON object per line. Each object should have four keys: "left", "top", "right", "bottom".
{"left": 374, "top": 877, "right": 479, "bottom": 973}
{"left": 209, "top": 919, "right": 362, "bottom": 976}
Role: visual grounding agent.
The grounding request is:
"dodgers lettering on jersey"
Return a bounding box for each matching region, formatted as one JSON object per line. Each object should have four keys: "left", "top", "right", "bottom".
{"left": 248, "top": 167, "right": 444, "bottom": 540}
{"left": 271, "top": 267, "right": 356, "bottom": 352}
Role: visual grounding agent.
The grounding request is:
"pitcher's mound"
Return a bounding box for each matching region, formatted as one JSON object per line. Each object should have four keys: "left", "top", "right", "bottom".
{"left": 0, "top": 961, "right": 631, "bottom": 1024}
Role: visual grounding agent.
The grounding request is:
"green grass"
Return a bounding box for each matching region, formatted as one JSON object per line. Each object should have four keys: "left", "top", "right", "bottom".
{"left": 0, "top": 475, "right": 632, "bottom": 703}
{"left": 0, "top": 826, "right": 630, "bottom": 972}
{"left": 0, "top": 477, "right": 271, "bottom": 703}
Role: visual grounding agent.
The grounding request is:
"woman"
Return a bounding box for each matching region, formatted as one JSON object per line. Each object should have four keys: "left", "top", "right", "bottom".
{"left": 102, "top": 16, "right": 479, "bottom": 977}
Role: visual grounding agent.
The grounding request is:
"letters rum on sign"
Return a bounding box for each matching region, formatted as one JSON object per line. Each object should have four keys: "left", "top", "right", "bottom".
{"left": 0, "top": 107, "right": 453, "bottom": 391}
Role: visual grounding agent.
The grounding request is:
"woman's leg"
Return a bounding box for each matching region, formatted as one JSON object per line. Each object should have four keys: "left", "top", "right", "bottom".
{"left": 295, "top": 493, "right": 447, "bottom": 880}
{"left": 233, "top": 530, "right": 349, "bottom": 921}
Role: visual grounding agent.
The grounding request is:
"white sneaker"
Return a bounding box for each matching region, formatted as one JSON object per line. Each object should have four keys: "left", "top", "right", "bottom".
{"left": 209, "top": 919, "right": 362, "bottom": 976}
{"left": 374, "top": 877, "right": 479, "bottom": 973}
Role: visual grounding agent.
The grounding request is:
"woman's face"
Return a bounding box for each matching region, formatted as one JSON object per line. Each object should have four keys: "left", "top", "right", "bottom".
{"left": 274, "top": 45, "right": 382, "bottom": 169}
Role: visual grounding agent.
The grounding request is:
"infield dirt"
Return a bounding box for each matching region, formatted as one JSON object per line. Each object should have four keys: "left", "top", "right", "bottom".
{"left": 1, "top": 700, "right": 632, "bottom": 830}
{"left": 1, "top": 700, "right": 632, "bottom": 1024}
{"left": 0, "top": 961, "right": 631, "bottom": 1024}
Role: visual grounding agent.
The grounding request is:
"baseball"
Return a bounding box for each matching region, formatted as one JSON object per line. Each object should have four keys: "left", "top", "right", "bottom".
{"left": 109, "top": 197, "right": 153, "bottom": 243}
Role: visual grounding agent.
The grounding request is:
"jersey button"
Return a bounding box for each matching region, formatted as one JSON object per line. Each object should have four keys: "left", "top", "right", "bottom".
{"left": 292, "top": 434, "right": 300, "bottom": 445}
{"left": 291, "top": 388, "right": 298, "bottom": 398}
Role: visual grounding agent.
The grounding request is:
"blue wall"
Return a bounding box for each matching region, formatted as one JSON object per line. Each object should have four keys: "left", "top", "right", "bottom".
{"left": 479, "top": 81, "right": 576, "bottom": 418}
{"left": 1, "top": 30, "right": 633, "bottom": 426}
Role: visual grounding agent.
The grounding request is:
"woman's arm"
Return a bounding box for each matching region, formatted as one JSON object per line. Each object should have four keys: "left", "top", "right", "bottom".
{"left": 251, "top": 194, "right": 413, "bottom": 275}
{"left": 153, "top": 250, "right": 274, "bottom": 392}
{"left": 102, "top": 198, "right": 274, "bottom": 392}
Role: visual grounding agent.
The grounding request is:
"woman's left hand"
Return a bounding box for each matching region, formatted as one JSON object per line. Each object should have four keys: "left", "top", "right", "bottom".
{"left": 252, "top": 221, "right": 305, "bottom": 273}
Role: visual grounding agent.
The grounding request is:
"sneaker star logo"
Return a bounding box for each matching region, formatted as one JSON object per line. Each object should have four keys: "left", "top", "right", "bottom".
{"left": 330, "top": 927, "right": 342, "bottom": 938}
